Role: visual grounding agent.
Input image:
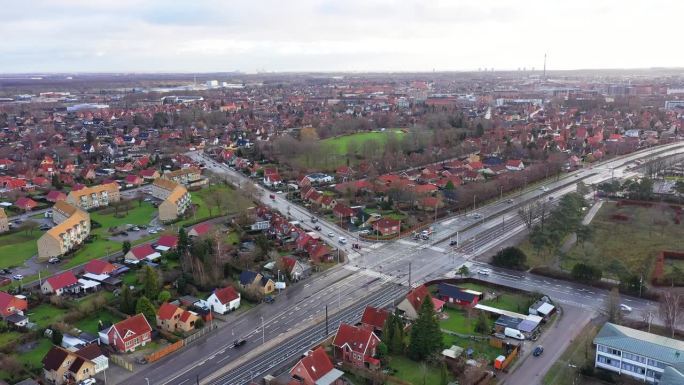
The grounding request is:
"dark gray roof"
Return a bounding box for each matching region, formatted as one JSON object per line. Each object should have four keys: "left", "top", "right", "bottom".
{"left": 593, "top": 323, "right": 684, "bottom": 365}
{"left": 438, "top": 283, "right": 478, "bottom": 302}
{"left": 495, "top": 315, "right": 523, "bottom": 329}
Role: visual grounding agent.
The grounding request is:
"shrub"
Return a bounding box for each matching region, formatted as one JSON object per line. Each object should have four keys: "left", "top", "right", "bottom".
{"left": 492, "top": 247, "right": 528, "bottom": 270}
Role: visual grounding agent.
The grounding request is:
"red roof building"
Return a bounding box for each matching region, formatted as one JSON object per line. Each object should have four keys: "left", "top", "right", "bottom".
{"left": 124, "top": 244, "right": 161, "bottom": 262}
{"left": 0, "top": 291, "right": 28, "bottom": 318}
{"left": 105, "top": 313, "right": 153, "bottom": 352}
{"left": 289, "top": 347, "right": 344, "bottom": 385}
{"left": 15, "top": 197, "right": 38, "bottom": 211}
{"left": 188, "top": 223, "right": 212, "bottom": 237}
{"left": 360, "top": 306, "right": 389, "bottom": 331}
{"left": 41, "top": 271, "right": 78, "bottom": 295}
{"left": 332, "top": 323, "right": 381, "bottom": 368}
{"left": 83, "top": 259, "right": 116, "bottom": 276}
{"left": 156, "top": 235, "right": 178, "bottom": 250}
{"left": 372, "top": 218, "right": 401, "bottom": 236}
{"left": 46, "top": 190, "right": 67, "bottom": 203}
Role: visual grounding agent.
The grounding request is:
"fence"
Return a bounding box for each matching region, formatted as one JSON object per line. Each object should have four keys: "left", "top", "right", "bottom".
{"left": 145, "top": 340, "right": 184, "bottom": 363}
{"left": 184, "top": 323, "right": 219, "bottom": 345}
{"left": 109, "top": 354, "right": 134, "bottom": 371}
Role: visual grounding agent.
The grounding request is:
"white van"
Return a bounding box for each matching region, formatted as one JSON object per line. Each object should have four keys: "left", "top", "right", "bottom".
{"left": 504, "top": 327, "right": 525, "bottom": 340}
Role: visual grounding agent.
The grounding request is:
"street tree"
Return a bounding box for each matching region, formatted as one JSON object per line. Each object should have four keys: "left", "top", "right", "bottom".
{"left": 606, "top": 288, "right": 622, "bottom": 324}
{"left": 658, "top": 292, "right": 683, "bottom": 338}
{"left": 457, "top": 265, "right": 470, "bottom": 277}
{"left": 122, "top": 240, "right": 132, "bottom": 256}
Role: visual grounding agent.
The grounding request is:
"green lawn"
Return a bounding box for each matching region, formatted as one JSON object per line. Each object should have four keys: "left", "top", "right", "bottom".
{"left": 0, "top": 231, "right": 41, "bottom": 269}
{"left": 440, "top": 308, "right": 479, "bottom": 334}
{"left": 225, "top": 231, "right": 240, "bottom": 246}
{"left": 563, "top": 202, "right": 684, "bottom": 278}
{"left": 28, "top": 303, "right": 64, "bottom": 329}
{"left": 452, "top": 282, "right": 534, "bottom": 314}
{"left": 90, "top": 202, "right": 157, "bottom": 229}
{"left": 386, "top": 354, "right": 451, "bottom": 385}
{"left": 0, "top": 331, "right": 22, "bottom": 346}
{"left": 322, "top": 131, "right": 405, "bottom": 155}
{"left": 121, "top": 271, "right": 139, "bottom": 287}
{"left": 15, "top": 338, "right": 53, "bottom": 370}
{"left": 75, "top": 309, "right": 123, "bottom": 334}
{"left": 443, "top": 333, "right": 501, "bottom": 362}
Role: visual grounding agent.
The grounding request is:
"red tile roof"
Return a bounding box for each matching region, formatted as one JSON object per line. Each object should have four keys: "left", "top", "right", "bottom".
{"left": 46, "top": 271, "right": 78, "bottom": 291}
{"left": 112, "top": 313, "right": 152, "bottom": 342}
{"left": 293, "top": 347, "right": 335, "bottom": 382}
{"left": 0, "top": 291, "right": 27, "bottom": 317}
{"left": 157, "top": 303, "right": 180, "bottom": 321}
{"left": 190, "top": 222, "right": 212, "bottom": 236}
{"left": 212, "top": 287, "right": 240, "bottom": 305}
{"left": 332, "top": 323, "right": 378, "bottom": 355}
{"left": 360, "top": 306, "right": 389, "bottom": 330}
{"left": 405, "top": 285, "right": 431, "bottom": 311}
{"left": 83, "top": 259, "right": 116, "bottom": 275}
{"left": 156, "top": 235, "right": 178, "bottom": 248}
{"left": 129, "top": 244, "right": 157, "bottom": 260}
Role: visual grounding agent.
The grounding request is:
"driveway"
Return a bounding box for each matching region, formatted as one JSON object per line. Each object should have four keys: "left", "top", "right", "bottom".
{"left": 501, "top": 304, "right": 593, "bottom": 385}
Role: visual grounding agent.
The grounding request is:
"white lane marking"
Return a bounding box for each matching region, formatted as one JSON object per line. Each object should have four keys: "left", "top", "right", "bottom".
{"left": 217, "top": 355, "right": 232, "bottom": 363}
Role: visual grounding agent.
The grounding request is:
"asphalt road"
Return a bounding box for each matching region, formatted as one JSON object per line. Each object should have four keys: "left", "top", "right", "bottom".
{"left": 115, "top": 141, "right": 684, "bottom": 384}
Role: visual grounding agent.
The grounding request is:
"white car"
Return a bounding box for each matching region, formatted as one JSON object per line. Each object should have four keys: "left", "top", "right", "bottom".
{"left": 12, "top": 274, "right": 24, "bottom": 280}
{"left": 79, "top": 378, "right": 97, "bottom": 385}
{"left": 338, "top": 237, "right": 347, "bottom": 244}
{"left": 620, "top": 304, "right": 632, "bottom": 312}
{"left": 477, "top": 269, "right": 491, "bottom": 276}
{"left": 328, "top": 232, "right": 334, "bottom": 237}
{"left": 148, "top": 230, "right": 158, "bottom": 234}
{"left": 540, "top": 186, "right": 549, "bottom": 192}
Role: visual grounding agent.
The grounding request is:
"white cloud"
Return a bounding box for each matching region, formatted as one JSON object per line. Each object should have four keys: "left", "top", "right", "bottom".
{"left": 0, "top": 0, "right": 682, "bottom": 72}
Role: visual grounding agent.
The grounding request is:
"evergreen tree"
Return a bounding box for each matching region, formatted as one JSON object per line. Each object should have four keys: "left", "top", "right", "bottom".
{"left": 392, "top": 317, "right": 405, "bottom": 354}
{"left": 178, "top": 228, "right": 190, "bottom": 255}
{"left": 122, "top": 240, "right": 132, "bottom": 255}
{"left": 142, "top": 265, "right": 160, "bottom": 299}
{"left": 119, "top": 285, "right": 135, "bottom": 314}
{"left": 135, "top": 296, "right": 157, "bottom": 324}
{"left": 408, "top": 297, "right": 442, "bottom": 360}
{"left": 51, "top": 174, "right": 62, "bottom": 190}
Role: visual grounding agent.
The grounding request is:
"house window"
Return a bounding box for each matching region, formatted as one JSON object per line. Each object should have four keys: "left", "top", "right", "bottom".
{"left": 597, "top": 355, "right": 620, "bottom": 368}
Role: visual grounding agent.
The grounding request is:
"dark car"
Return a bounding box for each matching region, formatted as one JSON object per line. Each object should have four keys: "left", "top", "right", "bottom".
{"left": 311, "top": 217, "right": 318, "bottom": 223}
{"left": 233, "top": 339, "right": 247, "bottom": 348}
{"left": 264, "top": 296, "right": 275, "bottom": 304}
{"left": 314, "top": 225, "right": 321, "bottom": 231}
{"left": 533, "top": 346, "right": 544, "bottom": 357}
{"left": 449, "top": 240, "right": 458, "bottom": 246}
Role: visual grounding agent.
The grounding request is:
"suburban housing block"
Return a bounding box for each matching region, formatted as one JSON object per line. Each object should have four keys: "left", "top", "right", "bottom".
{"left": 161, "top": 167, "right": 206, "bottom": 187}
{"left": 66, "top": 182, "right": 120, "bottom": 210}
{"left": 151, "top": 178, "right": 192, "bottom": 221}
{"left": 37, "top": 201, "right": 91, "bottom": 262}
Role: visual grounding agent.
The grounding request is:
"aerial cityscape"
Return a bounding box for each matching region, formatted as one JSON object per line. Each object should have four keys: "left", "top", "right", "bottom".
{"left": 1, "top": 2, "right": 683, "bottom": 385}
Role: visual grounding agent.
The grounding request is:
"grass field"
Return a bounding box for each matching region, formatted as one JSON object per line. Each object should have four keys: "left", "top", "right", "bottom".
{"left": 0, "top": 231, "right": 41, "bottom": 269}
{"left": 443, "top": 333, "right": 501, "bottom": 362}
{"left": 297, "top": 130, "right": 406, "bottom": 169}
{"left": 387, "top": 354, "right": 452, "bottom": 384}
{"left": 28, "top": 303, "right": 64, "bottom": 328}
{"left": 76, "top": 309, "right": 123, "bottom": 334}
{"left": 15, "top": 338, "right": 52, "bottom": 370}
{"left": 563, "top": 202, "right": 684, "bottom": 278}
{"left": 456, "top": 282, "right": 535, "bottom": 314}
{"left": 322, "top": 131, "right": 405, "bottom": 155}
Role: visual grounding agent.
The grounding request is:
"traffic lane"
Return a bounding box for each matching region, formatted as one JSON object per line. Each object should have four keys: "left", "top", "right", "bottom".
{"left": 504, "top": 304, "right": 592, "bottom": 385}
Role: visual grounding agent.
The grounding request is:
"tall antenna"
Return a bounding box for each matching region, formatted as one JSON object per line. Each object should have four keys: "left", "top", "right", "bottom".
{"left": 543, "top": 53, "right": 547, "bottom": 81}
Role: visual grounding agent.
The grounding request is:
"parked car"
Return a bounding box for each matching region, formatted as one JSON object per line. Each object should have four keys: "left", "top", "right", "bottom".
{"left": 12, "top": 274, "right": 24, "bottom": 280}
{"left": 620, "top": 304, "right": 633, "bottom": 312}
{"left": 233, "top": 339, "right": 247, "bottom": 348}
{"left": 48, "top": 257, "right": 60, "bottom": 264}
{"left": 148, "top": 230, "right": 158, "bottom": 234}
{"left": 1, "top": 268, "right": 11, "bottom": 274}
{"left": 79, "top": 379, "right": 97, "bottom": 385}
{"left": 0, "top": 277, "right": 11, "bottom": 287}
{"left": 264, "top": 296, "right": 275, "bottom": 304}
{"left": 533, "top": 346, "right": 544, "bottom": 357}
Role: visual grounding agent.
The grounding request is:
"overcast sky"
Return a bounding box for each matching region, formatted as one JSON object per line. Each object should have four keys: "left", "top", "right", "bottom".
{"left": 2, "top": 0, "right": 682, "bottom": 73}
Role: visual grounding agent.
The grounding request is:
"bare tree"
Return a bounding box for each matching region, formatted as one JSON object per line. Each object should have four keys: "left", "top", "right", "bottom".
{"left": 640, "top": 309, "right": 655, "bottom": 333}
{"left": 658, "top": 292, "right": 683, "bottom": 338}
{"left": 605, "top": 288, "right": 622, "bottom": 324}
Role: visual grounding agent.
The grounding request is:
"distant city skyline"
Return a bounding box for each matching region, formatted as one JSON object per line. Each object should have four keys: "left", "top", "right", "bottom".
{"left": 2, "top": 0, "right": 682, "bottom": 73}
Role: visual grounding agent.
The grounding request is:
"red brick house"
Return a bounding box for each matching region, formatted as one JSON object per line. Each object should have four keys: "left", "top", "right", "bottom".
{"left": 436, "top": 283, "right": 481, "bottom": 308}
{"left": 15, "top": 197, "right": 38, "bottom": 211}
{"left": 332, "top": 323, "right": 381, "bottom": 368}
{"left": 289, "top": 347, "right": 344, "bottom": 385}
{"left": 372, "top": 218, "right": 401, "bottom": 236}
{"left": 360, "top": 306, "right": 389, "bottom": 332}
{"left": 104, "top": 313, "right": 152, "bottom": 352}
{"left": 0, "top": 291, "right": 28, "bottom": 318}
{"left": 124, "top": 175, "right": 143, "bottom": 186}
{"left": 332, "top": 204, "right": 355, "bottom": 222}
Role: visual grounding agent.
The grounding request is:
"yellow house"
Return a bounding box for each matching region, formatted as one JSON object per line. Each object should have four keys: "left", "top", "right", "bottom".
{"left": 0, "top": 208, "right": 8, "bottom": 233}
{"left": 162, "top": 167, "right": 205, "bottom": 186}
{"left": 156, "top": 303, "right": 200, "bottom": 333}
{"left": 152, "top": 179, "right": 191, "bottom": 222}
{"left": 66, "top": 182, "right": 120, "bottom": 210}
{"left": 42, "top": 346, "right": 96, "bottom": 385}
{"left": 37, "top": 202, "right": 90, "bottom": 262}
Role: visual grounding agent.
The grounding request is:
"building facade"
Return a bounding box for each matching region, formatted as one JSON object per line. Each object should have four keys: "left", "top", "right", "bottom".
{"left": 151, "top": 179, "right": 191, "bottom": 221}
{"left": 162, "top": 167, "right": 205, "bottom": 186}
{"left": 594, "top": 323, "right": 684, "bottom": 384}
{"left": 66, "top": 183, "right": 120, "bottom": 210}
{"left": 37, "top": 202, "right": 90, "bottom": 262}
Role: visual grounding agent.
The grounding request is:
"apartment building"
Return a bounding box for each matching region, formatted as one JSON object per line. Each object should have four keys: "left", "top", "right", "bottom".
{"left": 66, "top": 182, "right": 120, "bottom": 210}
{"left": 37, "top": 201, "right": 90, "bottom": 262}
{"left": 161, "top": 167, "right": 205, "bottom": 186}
{"left": 0, "top": 208, "right": 8, "bottom": 233}
{"left": 594, "top": 323, "right": 684, "bottom": 384}
{"left": 151, "top": 179, "right": 191, "bottom": 221}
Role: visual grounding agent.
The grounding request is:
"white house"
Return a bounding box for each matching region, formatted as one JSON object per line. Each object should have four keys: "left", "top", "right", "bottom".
{"left": 124, "top": 244, "right": 161, "bottom": 264}
{"left": 206, "top": 286, "right": 241, "bottom": 314}
{"left": 41, "top": 271, "right": 79, "bottom": 296}
{"left": 505, "top": 159, "right": 525, "bottom": 171}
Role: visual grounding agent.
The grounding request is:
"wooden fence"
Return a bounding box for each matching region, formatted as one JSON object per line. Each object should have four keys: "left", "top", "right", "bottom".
{"left": 109, "top": 354, "right": 134, "bottom": 371}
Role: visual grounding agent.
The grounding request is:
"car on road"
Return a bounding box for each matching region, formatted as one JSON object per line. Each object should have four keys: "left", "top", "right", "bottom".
{"left": 540, "top": 186, "right": 549, "bottom": 192}
{"left": 148, "top": 229, "right": 157, "bottom": 234}
{"left": 327, "top": 232, "right": 334, "bottom": 237}
{"left": 264, "top": 296, "right": 275, "bottom": 304}
{"left": 533, "top": 346, "right": 544, "bottom": 357}
{"left": 40, "top": 224, "right": 52, "bottom": 231}
{"left": 506, "top": 199, "right": 514, "bottom": 203}
{"left": 472, "top": 213, "right": 483, "bottom": 219}
{"left": 48, "top": 257, "right": 60, "bottom": 264}
{"left": 477, "top": 269, "right": 491, "bottom": 276}
{"left": 1, "top": 268, "right": 11, "bottom": 274}
{"left": 269, "top": 194, "right": 275, "bottom": 200}
{"left": 314, "top": 225, "right": 321, "bottom": 231}
{"left": 620, "top": 304, "right": 632, "bottom": 312}
{"left": 12, "top": 274, "right": 24, "bottom": 280}
{"left": 79, "top": 379, "right": 97, "bottom": 385}
{"left": 548, "top": 196, "right": 554, "bottom": 201}
{"left": 449, "top": 239, "right": 458, "bottom": 246}
{"left": 233, "top": 339, "right": 247, "bottom": 348}
{"left": 311, "top": 217, "right": 318, "bottom": 223}
{"left": 338, "top": 237, "right": 347, "bottom": 244}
